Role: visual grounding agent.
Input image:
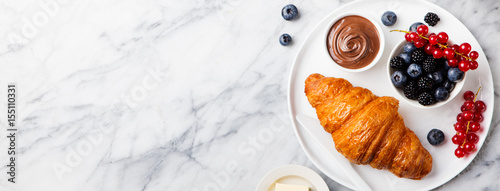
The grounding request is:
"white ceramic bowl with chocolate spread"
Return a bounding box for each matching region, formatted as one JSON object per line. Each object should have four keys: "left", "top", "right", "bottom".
{"left": 324, "top": 14, "right": 385, "bottom": 72}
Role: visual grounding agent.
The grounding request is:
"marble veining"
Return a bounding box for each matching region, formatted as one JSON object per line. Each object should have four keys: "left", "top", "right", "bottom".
{"left": 0, "top": 0, "right": 498, "bottom": 190}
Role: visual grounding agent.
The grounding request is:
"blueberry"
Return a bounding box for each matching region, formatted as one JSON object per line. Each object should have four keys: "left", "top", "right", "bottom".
{"left": 391, "top": 70, "right": 408, "bottom": 88}
{"left": 381, "top": 11, "right": 397, "bottom": 26}
{"left": 434, "top": 86, "right": 450, "bottom": 101}
{"left": 427, "top": 129, "right": 445, "bottom": 146}
{"left": 403, "top": 43, "right": 417, "bottom": 54}
{"left": 399, "top": 52, "right": 411, "bottom": 65}
{"left": 439, "top": 64, "right": 450, "bottom": 76}
{"left": 282, "top": 4, "right": 299, "bottom": 20}
{"left": 279, "top": 33, "right": 292, "bottom": 46}
{"left": 409, "top": 22, "right": 424, "bottom": 32}
{"left": 447, "top": 67, "right": 464, "bottom": 82}
{"left": 428, "top": 70, "right": 444, "bottom": 84}
{"left": 442, "top": 80, "right": 456, "bottom": 92}
{"left": 407, "top": 63, "right": 422, "bottom": 79}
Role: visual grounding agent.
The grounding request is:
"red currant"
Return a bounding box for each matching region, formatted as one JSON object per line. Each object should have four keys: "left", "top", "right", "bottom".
{"left": 462, "top": 142, "right": 475, "bottom": 153}
{"left": 462, "top": 100, "right": 475, "bottom": 111}
{"left": 454, "top": 122, "right": 467, "bottom": 131}
{"left": 405, "top": 33, "right": 412, "bottom": 42}
{"left": 462, "top": 111, "right": 475, "bottom": 121}
{"left": 424, "top": 44, "right": 435, "bottom": 55}
{"left": 455, "top": 148, "right": 466, "bottom": 158}
{"left": 447, "top": 58, "right": 459, "bottom": 67}
{"left": 459, "top": 43, "right": 472, "bottom": 54}
{"left": 451, "top": 44, "right": 460, "bottom": 52}
{"left": 458, "top": 54, "right": 467, "bottom": 61}
{"left": 474, "top": 100, "right": 486, "bottom": 113}
{"left": 463, "top": 91, "right": 475, "bottom": 101}
{"left": 432, "top": 49, "right": 443, "bottom": 59}
{"left": 452, "top": 134, "right": 464, "bottom": 145}
{"left": 473, "top": 112, "right": 484, "bottom": 122}
{"left": 460, "top": 105, "right": 467, "bottom": 112}
{"left": 469, "top": 121, "right": 481, "bottom": 132}
{"left": 428, "top": 34, "right": 438, "bottom": 45}
{"left": 443, "top": 48, "right": 455, "bottom": 59}
{"left": 437, "top": 32, "right": 449, "bottom": 44}
{"left": 414, "top": 38, "right": 426, "bottom": 48}
{"left": 468, "top": 61, "right": 478, "bottom": 70}
{"left": 417, "top": 25, "right": 429, "bottom": 36}
{"left": 467, "top": 133, "right": 479, "bottom": 144}
{"left": 456, "top": 129, "right": 467, "bottom": 140}
{"left": 458, "top": 60, "right": 470, "bottom": 72}
{"left": 409, "top": 32, "right": 419, "bottom": 42}
{"left": 457, "top": 113, "right": 466, "bottom": 123}
{"left": 469, "top": 51, "right": 479, "bottom": 60}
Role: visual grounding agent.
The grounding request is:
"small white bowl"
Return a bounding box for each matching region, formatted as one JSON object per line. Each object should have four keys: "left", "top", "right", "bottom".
{"left": 387, "top": 40, "right": 466, "bottom": 109}
{"left": 324, "top": 13, "right": 385, "bottom": 72}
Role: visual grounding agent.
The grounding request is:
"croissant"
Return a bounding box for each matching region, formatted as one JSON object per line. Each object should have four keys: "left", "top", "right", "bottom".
{"left": 304, "top": 73, "right": 432, "bottom": 180}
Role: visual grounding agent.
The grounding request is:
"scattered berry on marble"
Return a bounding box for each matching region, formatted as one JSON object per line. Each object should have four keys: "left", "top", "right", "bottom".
{"left": 282, "top": 4, "right": 299, "bottom": 20}
{"left": 279, "top": 33, "right": 292, "bottom": 46}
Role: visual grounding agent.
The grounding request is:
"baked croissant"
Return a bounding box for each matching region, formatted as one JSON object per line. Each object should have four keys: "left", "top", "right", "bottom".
{"left": 304, "top": 73, "right": 432, "bottom": 180}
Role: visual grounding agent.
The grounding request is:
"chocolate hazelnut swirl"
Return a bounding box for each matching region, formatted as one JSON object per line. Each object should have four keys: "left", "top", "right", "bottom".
{"left": 327, "top": 15, "right": 380, "bottom": 69}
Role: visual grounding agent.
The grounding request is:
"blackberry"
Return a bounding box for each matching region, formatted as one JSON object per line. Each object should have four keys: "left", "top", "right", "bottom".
{"left": 411, "top": 49, "right": 426, "bottom": 64}
{"left": 424, "top": 12, "right": 440, "bottom": 26}
{"left": 403, "top": 81, "right": 420, "bottom": 100}
{"left": 417, "top": 76, "right": 435, "bottom": 92}
{"left": 390, "top": 56, "right": 405, "bottom": 70}
{"left": 418, "top": 92, "right": 436, "bottom": 106}
{"left": 423, "top": 56, "right": 438, "bottom": 73}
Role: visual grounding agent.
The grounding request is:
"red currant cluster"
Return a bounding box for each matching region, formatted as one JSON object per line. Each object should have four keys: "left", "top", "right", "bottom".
{"left": 452, "top": 88, "right": 486, "bottom": 158}
{"left": 395, "top": 25, "right": 479, "bottom": 73}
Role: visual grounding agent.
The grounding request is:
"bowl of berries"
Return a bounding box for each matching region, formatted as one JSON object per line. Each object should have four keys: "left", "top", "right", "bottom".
{"left": 387, "top": 24, "right": 480, "bottom": 108}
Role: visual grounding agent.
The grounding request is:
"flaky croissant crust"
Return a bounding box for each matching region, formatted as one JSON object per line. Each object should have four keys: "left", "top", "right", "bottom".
{"left": 305, "top": 73, "right": 432, "bottom": 180}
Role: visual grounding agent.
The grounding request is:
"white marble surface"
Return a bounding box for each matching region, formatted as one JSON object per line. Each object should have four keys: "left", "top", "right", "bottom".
{"left": 0, "top": 0, "right": 498, "bottom": 190}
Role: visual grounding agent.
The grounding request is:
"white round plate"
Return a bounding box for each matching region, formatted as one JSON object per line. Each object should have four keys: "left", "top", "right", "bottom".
{"left": 287, "top": 0, "right": 494, "bottom": 191}
{"left": 255, "top": 165, "right": 329, "bottom": 191}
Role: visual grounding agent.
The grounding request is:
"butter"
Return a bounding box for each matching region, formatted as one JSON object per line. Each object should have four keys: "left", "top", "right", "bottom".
{"left": 275, "top": 183, "right": 309, "bottom": 191}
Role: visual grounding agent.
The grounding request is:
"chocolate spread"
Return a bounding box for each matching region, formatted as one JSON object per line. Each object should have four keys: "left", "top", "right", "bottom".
{"left": 327, "top": 15, "right": 380, "bottom": 69}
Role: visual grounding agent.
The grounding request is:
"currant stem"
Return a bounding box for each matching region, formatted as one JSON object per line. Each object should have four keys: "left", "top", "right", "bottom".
{"left": 473, "top": 86, "right": 482, "bottom": 102}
